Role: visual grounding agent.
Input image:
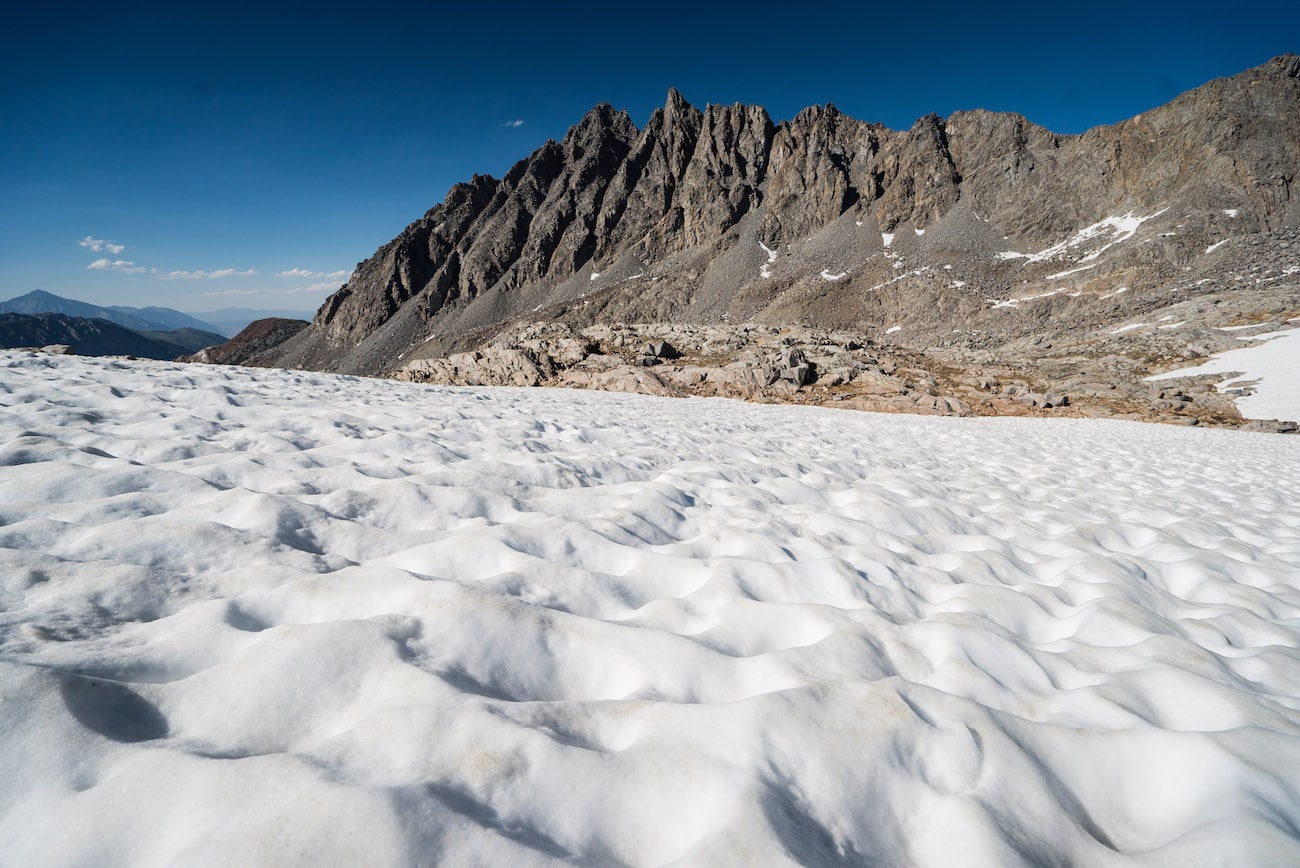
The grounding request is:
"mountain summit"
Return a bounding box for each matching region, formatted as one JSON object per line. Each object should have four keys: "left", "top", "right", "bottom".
{"left": 262, "top": 55, "right": 1300, "bottom": 377}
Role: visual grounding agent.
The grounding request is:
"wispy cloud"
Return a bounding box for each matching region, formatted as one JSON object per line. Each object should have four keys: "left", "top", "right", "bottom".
{"left": 198, "top": 281, "right": 341, "bottom": 298}
{"left": 87, "top": 258, "right": 146, "bottom": 274}
{"left": 276, "top": 268, "right": 352, "bottom": 280}
{"left": 154, "top": 267, "right": 257, "bottom": 280}
{"left": 83, "top": 247, "right": 257, "bottom": 280}
{"left": 502, "top": 119, "right": 525, "bottom": 128}
{"left": 79, "top": 236, "right": 125, "bottom": 255}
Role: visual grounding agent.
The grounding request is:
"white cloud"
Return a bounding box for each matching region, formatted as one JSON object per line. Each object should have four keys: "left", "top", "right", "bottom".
{"left": 83, "top": 245, "right": 259, "bottom": 281}
{"left": 502, "top": 119, "right": 525, "bottom": 128}
{"left": 198, "top": 281, "right": 340, "bottom": 298}
{"left": 154, "top": 267, "right": 257, "bottom": 280}
{"left": 79, "top": 236, "right": 125, "bottom": 255}
{"left": 87, "top": 258, "right": 146, "bottom": 274}
{"left": 276, "top": 268, "right": 352, "bottom": 280}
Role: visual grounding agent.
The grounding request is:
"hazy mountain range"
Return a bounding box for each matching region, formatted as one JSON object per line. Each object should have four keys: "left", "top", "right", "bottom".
{"left": 0, "top": 290, "right": 313, "bottom": 339}
{"left": 0, "top": 290, "right": 316, "bottom": 359}
{"left": 0, "top": 312, "right": 224, "bottom": 360}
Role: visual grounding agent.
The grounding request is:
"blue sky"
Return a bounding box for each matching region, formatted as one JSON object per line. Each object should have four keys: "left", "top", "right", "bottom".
{"left": 2, "top": 1, "right": 1296, "bottom": 314}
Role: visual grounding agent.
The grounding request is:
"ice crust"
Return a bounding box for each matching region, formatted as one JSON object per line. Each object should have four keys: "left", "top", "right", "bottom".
{"left": 2, "top": 351, "right": 1299, "bottom": 866}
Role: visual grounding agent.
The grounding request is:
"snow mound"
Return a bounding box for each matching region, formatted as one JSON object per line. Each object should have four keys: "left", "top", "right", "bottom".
{"left": 2, "top": 351, "right": 1299, "bottom": 866}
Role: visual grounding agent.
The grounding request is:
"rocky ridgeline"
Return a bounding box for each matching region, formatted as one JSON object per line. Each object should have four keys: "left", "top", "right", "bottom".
{"left": 258, "top": 56, "right": 1300, "bottom": 379}
{"left": 391, "top": 320, "right": 1270, "bottom": 429}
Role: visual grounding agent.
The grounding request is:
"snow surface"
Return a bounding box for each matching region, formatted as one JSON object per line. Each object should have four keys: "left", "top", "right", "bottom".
{"left": 1045, "top": 263, "right": 1097, "bottom": 280}
{"left": 2, "top": 351, "right": 1300, "bottom": 866}
{"left": 819, "top": 269, "right": 847, "bottom": 282}
{"left": 989, "top": 288, "right": 1063, "bottom": 310}
{"left": 1111, "top": 322, "right": 1150, "bottom": 335}
{"left": 1149, "top": 327, "right": 1300, "bottom": 421}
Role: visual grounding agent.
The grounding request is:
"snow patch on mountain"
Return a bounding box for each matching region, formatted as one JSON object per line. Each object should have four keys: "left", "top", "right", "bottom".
{"left": 1149, "top": 326, "right": 1300, "bottom": 420}
{"left": 998, "top": 209, "right": 1168, "bottom": 264}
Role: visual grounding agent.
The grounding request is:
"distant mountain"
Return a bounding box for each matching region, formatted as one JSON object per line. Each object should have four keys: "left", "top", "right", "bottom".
{"left": 0, "top": 290, "right": 220, "bottom": 334}
{"left": 111, "top": 305, "right": 221, "bottom": 333}
{"left": 188, "top": 307, "right": 317, "bottom": 338}
{"left": 0, "top": 313, "right": 225, "bottom": 360}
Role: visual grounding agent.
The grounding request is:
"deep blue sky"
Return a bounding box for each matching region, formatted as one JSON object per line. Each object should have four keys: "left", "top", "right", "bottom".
{"left": 2, "top": 1, "right": 1296, "bottom": 313}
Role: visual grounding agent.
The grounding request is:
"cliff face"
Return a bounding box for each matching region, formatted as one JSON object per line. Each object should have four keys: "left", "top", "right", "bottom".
{"left": 266, "top": 55, "right": 1300, "bottom": 375}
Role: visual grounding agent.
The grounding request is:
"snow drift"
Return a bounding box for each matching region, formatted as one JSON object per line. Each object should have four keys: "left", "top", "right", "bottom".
{"left": 1, "top": 351, "right": 1298, "bottom": 866}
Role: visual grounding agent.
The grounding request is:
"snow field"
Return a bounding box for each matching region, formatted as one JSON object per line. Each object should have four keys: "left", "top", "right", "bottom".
{"left": 1, "top": 351, "right": 1299, "bottom": 865}
{"left": 1149, "top": 326, "right": 1300, "bottom": 422}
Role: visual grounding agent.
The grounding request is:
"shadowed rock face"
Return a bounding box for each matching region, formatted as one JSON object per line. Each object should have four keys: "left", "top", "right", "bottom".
{"left": 184, "top": 317, "right": 310, "bottom": 366}
{"left": 262, "top": 55, "right": 1300, "bottom": 376}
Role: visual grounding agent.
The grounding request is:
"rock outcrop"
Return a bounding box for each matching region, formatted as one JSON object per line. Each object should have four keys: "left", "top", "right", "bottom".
{"left": 389, "top": 318, "right": 1280, "bottom": 430}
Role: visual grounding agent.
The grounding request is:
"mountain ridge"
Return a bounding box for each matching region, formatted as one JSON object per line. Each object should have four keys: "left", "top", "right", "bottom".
{"left": 254, "top": 55, "right": 1300, "bottom": 379}
{"left": 0, "top": 312, "right": 226, "bottom": 360}
{"left": 0, "top": 290, "right": 220, "bottom": 334}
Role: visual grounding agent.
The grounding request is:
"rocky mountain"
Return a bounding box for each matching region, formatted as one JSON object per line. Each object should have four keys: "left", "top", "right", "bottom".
{"left": 184, "top": 317, "right": 310, "bottom": 365}
{"left": 0, "top": 312, "right": 226, "bottom": 360}
{"left": 253, "top": 55, "right": 1300, "bottom": 422}
{"left": 0, "top": 290, "right": 221, "bottom": 334}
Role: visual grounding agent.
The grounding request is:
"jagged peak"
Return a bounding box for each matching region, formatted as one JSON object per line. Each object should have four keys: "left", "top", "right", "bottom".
{"left": 663, "top": 87, "right": 700, "bottom": 119}
{"left": 946, "top": 108, "right": 1039, "bottom": 131}
{"left": 790, "top": 103, "right": 843, "bottom": 126}
{"left": 642, "top": 87, "right": 703, "bottom": 137}
{"left": 1266, "top": 53, "right": 1300, "bottom": 79}
{"left": 576, "top": 101, "right": 617, "bottom": 125}
{"left": 701, "top": 101, "right": 769, "bottom": 118}
{"left": 565, "top": 102, "right": 638, "bottom": 143}
{"left": 431, "top": 173, "right": 498, "bottom": 212}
